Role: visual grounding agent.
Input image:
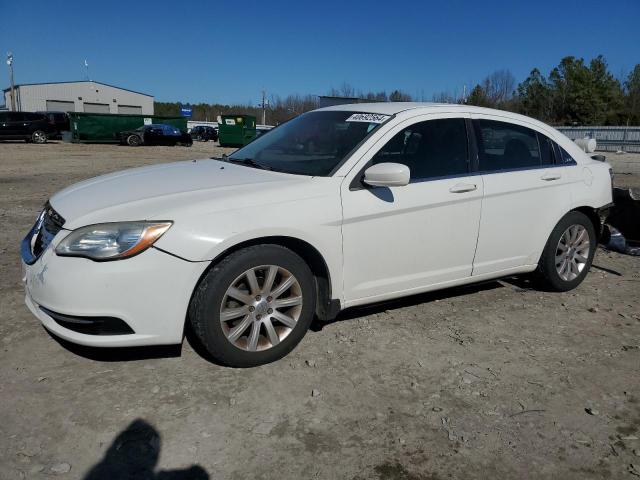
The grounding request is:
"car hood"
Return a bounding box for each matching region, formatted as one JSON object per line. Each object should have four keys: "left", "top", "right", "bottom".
{"left": 50, "top": 159, "right": 310, "bottom": 229}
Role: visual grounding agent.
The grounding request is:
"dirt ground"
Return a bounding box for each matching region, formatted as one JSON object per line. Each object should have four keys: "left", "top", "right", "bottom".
{"left": 1, "top": 141, "right": 639, "bottom": 480}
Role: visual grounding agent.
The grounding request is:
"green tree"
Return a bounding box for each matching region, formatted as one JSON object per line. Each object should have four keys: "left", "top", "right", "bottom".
{"left": 389, "top": 90, "right": 412, "bottom": 102}
{"left": 516, "top": 68, "right": 552, "bottom": 121}
{"left": 548, "top": 56, "right": 593, "bottom": 124}
{"left": 466, "top": 84, "right": 490, "bottom": 107}
{"left": 588, "top": 55, "right": 623, "bottom": 124}
{"left": 547, "top": 55, "right": 623, "bottom": 125}
{"left": 624, "top": 64, "right": 640, "bottom": 124}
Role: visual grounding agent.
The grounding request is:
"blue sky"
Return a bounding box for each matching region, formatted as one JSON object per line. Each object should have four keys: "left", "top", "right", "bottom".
{"left": 1, "top": 0, "right": 639, "bottom": 105}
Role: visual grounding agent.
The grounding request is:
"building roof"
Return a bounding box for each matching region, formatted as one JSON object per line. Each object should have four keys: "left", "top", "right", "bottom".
{"left": 2, "top": 80, "right": 153, "bottom": 97}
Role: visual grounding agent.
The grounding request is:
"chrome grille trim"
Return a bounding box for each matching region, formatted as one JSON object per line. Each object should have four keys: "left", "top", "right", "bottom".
{"left": 21, "top": 203, "right": 66, "bottom": 265}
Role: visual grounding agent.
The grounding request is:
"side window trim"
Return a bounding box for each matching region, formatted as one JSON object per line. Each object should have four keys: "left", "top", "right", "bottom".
{"left": 466, "top": 118, "right": 479, "bottom": 173}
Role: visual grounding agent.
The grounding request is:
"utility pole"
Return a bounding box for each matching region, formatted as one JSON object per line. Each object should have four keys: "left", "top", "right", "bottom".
{"left": 6, "top": 52, "right": 16, "bottom": 111}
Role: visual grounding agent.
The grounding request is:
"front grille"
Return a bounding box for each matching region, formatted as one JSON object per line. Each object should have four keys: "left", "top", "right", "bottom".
{"left": 32, "top": 203, "right": 65, "bottom": 258}
{"left": 21, "top": 203, "right": 66, "bottom": 264}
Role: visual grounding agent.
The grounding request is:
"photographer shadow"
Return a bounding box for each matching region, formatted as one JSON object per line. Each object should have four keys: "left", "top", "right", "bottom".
{"left": 84, "top": 419, "right": 209, "bottom": 480}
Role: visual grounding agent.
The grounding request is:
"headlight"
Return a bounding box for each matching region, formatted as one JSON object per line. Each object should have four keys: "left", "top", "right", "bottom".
{"left": 55, "top": 221, "right": 172, "bottom": 260}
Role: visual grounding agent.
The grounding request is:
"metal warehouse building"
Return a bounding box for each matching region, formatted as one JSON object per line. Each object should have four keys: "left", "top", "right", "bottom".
{"left": 3, "top": 81, "right": 154, "bottom": 115}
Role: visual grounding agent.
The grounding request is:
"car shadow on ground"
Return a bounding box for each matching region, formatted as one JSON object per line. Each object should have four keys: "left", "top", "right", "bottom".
{"left": 310, "top": 279, "right": 507, "bottom": 331}
{"left": 46, "top": 331, "right": 183, "bottom": 362}
{"left": 46, "top": 277, "right": 525, "bottom": 364}
{"left": 83, "top": 419, "right": 209, "bottom": 480}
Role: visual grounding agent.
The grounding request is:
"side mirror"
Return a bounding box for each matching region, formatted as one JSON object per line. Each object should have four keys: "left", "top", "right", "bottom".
{"left": 363, "top": 162, "right": 410, "bottom": 187}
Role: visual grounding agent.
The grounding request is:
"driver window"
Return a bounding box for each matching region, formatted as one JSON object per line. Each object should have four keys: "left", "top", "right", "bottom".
{"left": 371, "top": 118, "right": 469, "bottom": 180}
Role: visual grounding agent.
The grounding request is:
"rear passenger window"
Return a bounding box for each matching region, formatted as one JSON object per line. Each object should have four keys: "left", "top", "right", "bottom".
{"left": 372, "top": 118, "right": 469, "bottom": 180}
{"left": 474, "top": 120, "right": 542, "bottom": 172}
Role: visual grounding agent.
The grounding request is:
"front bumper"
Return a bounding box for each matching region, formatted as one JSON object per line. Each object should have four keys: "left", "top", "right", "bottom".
{"left": 22, "top": 240, "right": 209, "bottom": 348}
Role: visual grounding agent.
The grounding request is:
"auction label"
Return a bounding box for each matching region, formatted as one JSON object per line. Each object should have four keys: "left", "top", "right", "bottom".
{"left": 345, "top": 113, "right": 391, "bottom": 123}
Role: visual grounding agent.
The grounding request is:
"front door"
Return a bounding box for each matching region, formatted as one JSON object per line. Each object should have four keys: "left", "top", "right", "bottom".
{"left": 341, "top": 115, "right": 483, "bottom": 306}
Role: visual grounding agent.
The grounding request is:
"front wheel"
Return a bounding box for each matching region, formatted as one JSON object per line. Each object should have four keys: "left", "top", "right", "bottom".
{"left": 31, "top": 130, "right": 47, "bottom": 144}
{"left": 535, "top": 211, "right": 597, "bottom": 292}
{"left": 189, "top": 245, "right": 316, "bottom": 367}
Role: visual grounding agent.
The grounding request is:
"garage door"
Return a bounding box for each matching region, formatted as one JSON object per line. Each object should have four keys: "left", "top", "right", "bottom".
{"left": 46, "top": 100, "right": 75, "bottom": 112}
{"left": 83, "top": 102, "right": 110, "bottom": 113}
{"left": 118, "top": 105, "right": 143, "bottom": 114}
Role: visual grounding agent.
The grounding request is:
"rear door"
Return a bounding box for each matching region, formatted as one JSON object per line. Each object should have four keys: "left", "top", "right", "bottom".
{"left": 165, "top": 124, "right": 185, "bottom": 145}
{"left": 143, "top": 126, "right": 158, "bottom": 145}
{"left": 471, "top": 116, "right": 574, "bottom": 275}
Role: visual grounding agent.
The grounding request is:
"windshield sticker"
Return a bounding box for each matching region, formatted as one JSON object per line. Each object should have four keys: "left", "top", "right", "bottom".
{"left": 225, "top": 119, "right": 236, "bottom": 125}
{"left": 345, "top": 113, "right": 391, "bottom": 124}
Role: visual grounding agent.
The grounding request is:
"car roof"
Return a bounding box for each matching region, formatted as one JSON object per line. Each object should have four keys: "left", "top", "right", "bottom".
{"left": 316, "top": 102, "right": 557, "bottom": 135}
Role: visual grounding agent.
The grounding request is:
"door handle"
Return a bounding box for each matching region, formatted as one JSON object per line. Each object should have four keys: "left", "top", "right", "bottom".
{"left": 541, "top": 173, "right": 561, "bottom": 181}
{"left": 449, "top": 183, "right": 477, "bottom": 193}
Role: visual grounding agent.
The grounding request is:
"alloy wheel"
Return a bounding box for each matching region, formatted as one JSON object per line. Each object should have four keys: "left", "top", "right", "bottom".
{"left": 220, "top": 265, "right": 303, "bottom": 352}
{"left": 555, "top": 224, "right": 590, "bottom": 281}
{"left": 32, "top": 130, "right": 46, "bottom": 144}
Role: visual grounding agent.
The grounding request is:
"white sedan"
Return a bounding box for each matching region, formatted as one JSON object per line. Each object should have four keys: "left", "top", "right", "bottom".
{"left": 21, "top": 103, "right": 613, "bottom": 367}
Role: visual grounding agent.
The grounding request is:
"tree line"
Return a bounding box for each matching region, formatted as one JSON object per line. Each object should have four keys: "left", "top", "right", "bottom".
{"left": 155, "top": 56, "right": 640, "bottom": 126}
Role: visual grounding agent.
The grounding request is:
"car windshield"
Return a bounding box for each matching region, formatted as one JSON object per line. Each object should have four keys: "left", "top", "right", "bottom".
{"left": 226, "top": 111, "right": 390, "bottom": 176}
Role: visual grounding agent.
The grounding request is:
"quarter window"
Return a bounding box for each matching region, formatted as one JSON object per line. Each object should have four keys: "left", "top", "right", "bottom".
{"left": 538, "top": 133, "right": 555, "bottom": 165}
{"left": 371, "top": 118, "right": 469, "bottom": 180}
{"left": 556, "top": 145, "right": 577, "bottom": 165}
{"left": 474, "top": 120, "right": 542, "bottom": 171}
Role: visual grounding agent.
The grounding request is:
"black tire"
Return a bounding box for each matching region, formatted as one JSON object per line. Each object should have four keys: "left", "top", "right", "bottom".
{"left": 195, "top": 134, "right": 203, "bottom": 141}
{"left": 126, "top": 134, "right": 141, "bottom": 146}
{"left": 31, "top": 130, "right": 47, "bottom": 144}
{"left": 535, "top": 211, "right": 597, "bottom": 292}
{"left": 189, "top": 245, "right": 316, "bottom": 367}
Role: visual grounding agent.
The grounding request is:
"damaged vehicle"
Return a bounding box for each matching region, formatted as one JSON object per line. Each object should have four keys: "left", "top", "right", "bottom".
{"left": 119, "top": 124, "right": 192, "bottom": 147}
{"left": 21, "top": 103, "right": 613, "bottom": 367}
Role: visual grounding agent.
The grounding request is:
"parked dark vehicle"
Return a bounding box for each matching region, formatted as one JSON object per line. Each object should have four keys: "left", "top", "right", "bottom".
{"left": 36, "top": 111, "right": 70, "bottom": 139}
{"left": 254, "top": 126, "right": 273, "bottom": 139}
{"left": 0, "top": 111, "right": 54, "bottom": 143}
{"left": 119, "top": 124, "right": 193, "bottom": 147}
{"left": 190, "top": 125, "right": 218, "bottom": 142}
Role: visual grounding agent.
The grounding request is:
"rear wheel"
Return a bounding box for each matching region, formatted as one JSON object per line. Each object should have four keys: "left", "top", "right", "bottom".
{"left": 126, "top": 134, "right": 141, "bottom": 146}
{"left": 189, "top": 245, "right": 316, "bottom": 367}
{"left": 31, "top": 130, "right": 47, "bottom": 144}
{"left": 535, "top": 211, "right": 597, "bottom": 292}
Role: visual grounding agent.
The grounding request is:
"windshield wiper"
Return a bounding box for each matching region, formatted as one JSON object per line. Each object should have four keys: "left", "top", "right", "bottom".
{"left": 226, "top": 157, "right": 273, "bottom": 171}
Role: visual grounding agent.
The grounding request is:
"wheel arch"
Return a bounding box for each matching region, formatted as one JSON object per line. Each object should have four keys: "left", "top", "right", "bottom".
{"left": 535, "top": 205, "right": 604, "bottom": 267}
{"left": 571, "top": 206, "right": 604, "bottom": 241}
{"left": 191, "top": 235, "right": 339, "bottom": 323}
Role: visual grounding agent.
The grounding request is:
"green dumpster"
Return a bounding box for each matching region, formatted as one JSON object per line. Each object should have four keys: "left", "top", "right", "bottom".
{"left": 68, "top": 112, "right": 187, "bottom": 143}
{"left": 218, "top": 114, "right": 256, "bottom": 147}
